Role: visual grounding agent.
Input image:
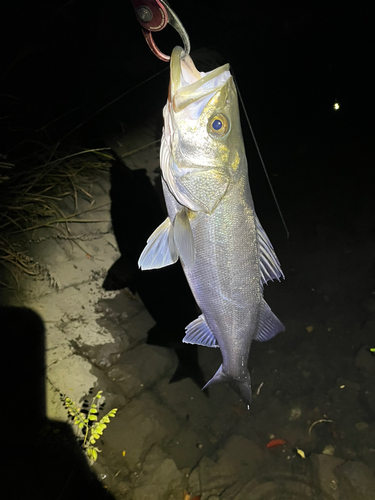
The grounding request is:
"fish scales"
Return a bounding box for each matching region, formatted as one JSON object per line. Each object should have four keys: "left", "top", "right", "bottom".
{"left": 163, "top": 175, "right": 260, "bottom": 364}
{"left": 139, "top": 46, "right": 285, "bottom": 406}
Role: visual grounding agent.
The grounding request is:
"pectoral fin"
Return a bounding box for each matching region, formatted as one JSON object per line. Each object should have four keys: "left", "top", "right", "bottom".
{"left": 138, "top": 218, "right": 178, "bottom": 270}
{"left": 173, "top": 208, "right": 195, "bottom": 268}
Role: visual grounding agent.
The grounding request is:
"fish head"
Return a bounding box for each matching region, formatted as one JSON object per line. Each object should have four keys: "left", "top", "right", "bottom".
{"left": 161, "top": 46, "right": 246, "bottom": 214}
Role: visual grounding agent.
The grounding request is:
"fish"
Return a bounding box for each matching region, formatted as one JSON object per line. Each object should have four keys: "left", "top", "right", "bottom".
{"left": 139, "top": 46, "right": 285, "bottom": 406}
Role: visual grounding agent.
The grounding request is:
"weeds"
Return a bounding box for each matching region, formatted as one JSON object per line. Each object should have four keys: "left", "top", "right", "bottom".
{"left": 0, "top": 146, "right": 112, "bottom": 234}
{"left": 62, "top": 390, "right": 117, "bottom": 461}
{"left": 0, "top": 141, "right": 113, "bottom": 290}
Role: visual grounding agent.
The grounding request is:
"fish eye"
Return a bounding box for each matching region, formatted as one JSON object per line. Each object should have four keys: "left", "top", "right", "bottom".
{"left": 208, "top": 114, "right": 229, "bottom": 138}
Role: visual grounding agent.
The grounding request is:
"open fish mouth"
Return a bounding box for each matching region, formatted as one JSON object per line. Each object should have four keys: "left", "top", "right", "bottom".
{"left": 169, "top": 46, "right": 231, "bottom": 114}
{"left": 170, "top": 46, "right": 202, "bottom": 88}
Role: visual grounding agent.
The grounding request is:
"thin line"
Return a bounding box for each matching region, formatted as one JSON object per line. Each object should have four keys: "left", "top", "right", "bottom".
{"left": 61, "top": 66, "right": 169, "bottom": 141}
{"left": 233, "top": 73, "right": 289, "bottom": 239}
{"left": 120, "top": 139, "right": 161, "bottom": 158}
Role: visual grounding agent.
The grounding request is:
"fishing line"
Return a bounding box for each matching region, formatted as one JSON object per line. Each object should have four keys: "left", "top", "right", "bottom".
{"left": 61, "top": 66, "right": 169, "bottom": 142}
{"left": 6, "top": 67, "right": 169, "bottom": 156}
{"left": 120, "top": 139, "right": 161, "bottom": 159}
{"left": 232, "top": 72, "right": 290, "bottom": 239}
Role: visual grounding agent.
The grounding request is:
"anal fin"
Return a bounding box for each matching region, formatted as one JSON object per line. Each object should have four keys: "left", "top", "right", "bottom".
{"left": 183, "top": 315, "right": 218, "bottom": 347}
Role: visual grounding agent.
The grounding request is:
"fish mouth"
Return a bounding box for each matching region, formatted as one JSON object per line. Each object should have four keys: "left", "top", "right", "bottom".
{"left": 170, "top": 46, "right": 231, "bottom": 112}
{"left": 170, "top": 46, "right": 201, "bottom": 91}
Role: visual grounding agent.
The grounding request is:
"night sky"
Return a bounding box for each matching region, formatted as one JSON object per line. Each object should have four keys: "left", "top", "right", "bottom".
{"left": 1, "top": 0, "right": 374, "bottom": 235}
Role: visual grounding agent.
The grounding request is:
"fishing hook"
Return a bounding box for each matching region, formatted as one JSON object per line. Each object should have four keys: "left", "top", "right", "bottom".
{"left": 130, "top": 0, "right": 190, "bottom": 61}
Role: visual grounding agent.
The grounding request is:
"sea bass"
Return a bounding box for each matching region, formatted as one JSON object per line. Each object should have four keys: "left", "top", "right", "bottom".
{"left": 139, "top": 46, "right": 284, "bottom": 406}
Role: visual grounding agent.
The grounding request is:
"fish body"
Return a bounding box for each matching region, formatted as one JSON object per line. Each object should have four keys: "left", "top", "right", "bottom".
{"left": 139, "top": 46, "right": 284, "bottom": 406}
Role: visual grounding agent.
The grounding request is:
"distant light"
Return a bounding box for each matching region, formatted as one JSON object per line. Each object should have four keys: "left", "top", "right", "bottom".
{"left": 333, "top": 101, "right": 340, "bottom": 111}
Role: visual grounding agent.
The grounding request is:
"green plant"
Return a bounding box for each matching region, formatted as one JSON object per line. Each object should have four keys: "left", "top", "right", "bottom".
{"left": 63, "top": 390, "right": 117, "bottom": 461}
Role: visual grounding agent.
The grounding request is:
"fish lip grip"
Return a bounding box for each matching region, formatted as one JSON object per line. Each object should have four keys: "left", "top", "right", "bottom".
{"left": 130, "top": 0, "right": 190, "bottom": 61}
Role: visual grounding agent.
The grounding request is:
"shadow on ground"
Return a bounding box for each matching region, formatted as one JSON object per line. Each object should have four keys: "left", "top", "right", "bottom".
{"left": 2, "top": 306, "right": 114, "bottom": 500}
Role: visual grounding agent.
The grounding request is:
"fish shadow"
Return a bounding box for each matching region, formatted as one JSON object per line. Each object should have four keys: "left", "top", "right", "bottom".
{"left": 103, "top": 155, "right": 208, "bottom": 393}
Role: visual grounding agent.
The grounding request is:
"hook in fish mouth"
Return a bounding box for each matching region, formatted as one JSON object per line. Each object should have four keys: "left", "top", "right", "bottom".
{"left": 159, "top": 0, "right": 191, "bottom": 57}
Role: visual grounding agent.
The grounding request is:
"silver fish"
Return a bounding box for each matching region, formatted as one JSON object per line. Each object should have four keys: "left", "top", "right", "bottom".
{"left": 139, "top": 46, "right": 284, "bottom": 406}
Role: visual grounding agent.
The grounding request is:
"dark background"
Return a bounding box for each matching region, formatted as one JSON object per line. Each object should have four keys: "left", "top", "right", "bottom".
{"left": 1, "top": 0, "right": 374, "bottom": 238}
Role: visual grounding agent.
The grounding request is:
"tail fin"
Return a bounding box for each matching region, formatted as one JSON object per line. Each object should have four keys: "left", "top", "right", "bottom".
{"left": 202, "top": 364, "right": 252, "bottom": 408}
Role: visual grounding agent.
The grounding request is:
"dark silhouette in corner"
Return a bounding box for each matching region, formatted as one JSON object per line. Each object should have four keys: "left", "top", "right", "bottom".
{"left": 1, "top": 306, "right": 115, "bottom": 500}
{"left": 103, "top": 157, "right": 207, "bottom": 390}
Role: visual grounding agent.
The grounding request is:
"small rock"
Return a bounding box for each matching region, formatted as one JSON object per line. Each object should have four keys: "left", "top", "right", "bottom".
{"left": 116, "top": 480, "right": 131, "bottom": 495}
{"left": 322, "top": 445, "right": 335, "bottom": 456}
{"left": 133, "top": 445, "right": 184, "bottom": 500}
{"left": 334, "top": 460, "right": 375, "bottom": 500}
{"left": 336, "top": 378, "right": 360, "bottom": 392}
{"left": 157, "top": 377, "right": 212, "bottom": 422}
{"left": 188, "top": 455, "right": 238, "bottom": 498}
{"left": 92, "top": 459, "right": 120, "bottom": 492}
{"left": 80, "top": 341, "right": 123, "bottom": 369}
{"left": 355, "top": 346, "right": 375, "bottom": 375}
{"left": 310, "top": 453, "right": 344, "bottom": 500}
{"left": 167, "top": 427, "right": 207, "bottom": 469}
{"left": 355, "top": 421, "right": 369, "bottom": 431}
{"left": 233, "top": 479, "right": 313, "bottom": 500}
{"left": 97, "top": 291, "right": 144, "bottom": 322}
{"left": 216, "top": 435, "right": 266, "bottom": 478}
{"left": 107, "top": 344, "right": 175, "bottom": 398}
{"left": 102, "top": 392, "right": 180, "bottom": 469}
{"left": 289, "top": 406, "right": 302, "bottom": 421}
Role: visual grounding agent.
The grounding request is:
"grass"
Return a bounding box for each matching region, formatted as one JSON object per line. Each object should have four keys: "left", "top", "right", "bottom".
{"left": 0, "top": 139, "right": 114, "bottom": 291}
{"left": 0, "top": 144, "right": 113, "bottom": 233}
